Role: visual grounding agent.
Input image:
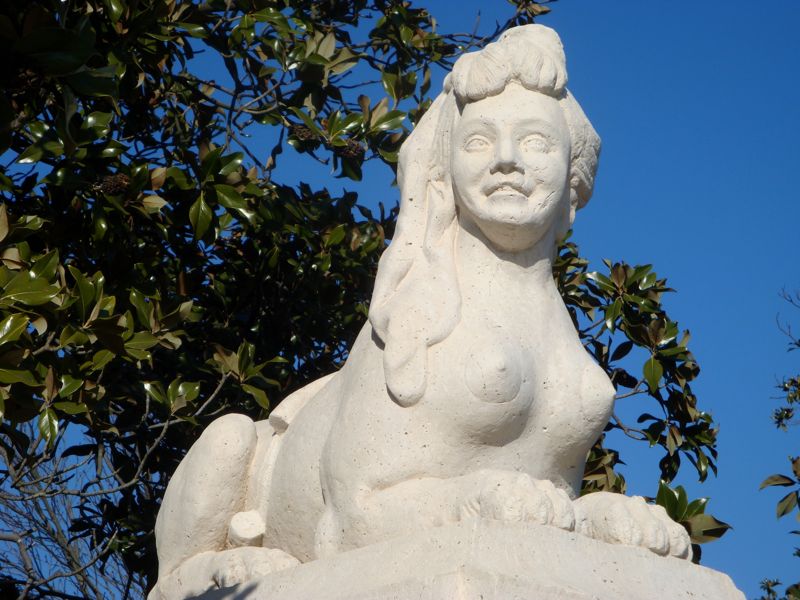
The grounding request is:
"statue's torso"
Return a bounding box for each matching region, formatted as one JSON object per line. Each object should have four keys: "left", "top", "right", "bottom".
{"left": 263, "top": 273, "right": 615, "bottom": 559}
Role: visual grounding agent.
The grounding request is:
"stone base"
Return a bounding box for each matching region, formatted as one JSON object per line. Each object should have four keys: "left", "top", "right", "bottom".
{"left": 202, "top": 519, "right": 744, "bottom": 600}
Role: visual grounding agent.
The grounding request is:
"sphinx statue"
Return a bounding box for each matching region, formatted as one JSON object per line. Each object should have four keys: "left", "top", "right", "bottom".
{"left": 149, "top": 24, "right": 699, "bottom": 600}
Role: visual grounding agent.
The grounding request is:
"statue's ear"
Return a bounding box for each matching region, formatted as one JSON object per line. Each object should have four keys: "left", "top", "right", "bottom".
{"left": 568, "top": 174, "right": 581, "bottom": 225}
{"left": 555, "top": 183, "right": 578, "bottom": 241}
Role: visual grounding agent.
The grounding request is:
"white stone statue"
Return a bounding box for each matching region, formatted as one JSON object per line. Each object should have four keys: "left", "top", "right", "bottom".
{"left": 149, "top": 24, "right": 696, "bottom": 600}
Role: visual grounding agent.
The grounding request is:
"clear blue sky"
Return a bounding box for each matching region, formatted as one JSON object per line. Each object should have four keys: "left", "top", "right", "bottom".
{"left": 244, "top": 1, "right": 800, "bottom": 595}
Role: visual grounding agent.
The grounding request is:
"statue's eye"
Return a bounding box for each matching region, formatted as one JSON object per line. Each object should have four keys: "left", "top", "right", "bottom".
{"left": 521, "top": 133, "right": 550, "bottom": 152}
{"left": 464, "top": 135, "right": 490, "bottom": 152}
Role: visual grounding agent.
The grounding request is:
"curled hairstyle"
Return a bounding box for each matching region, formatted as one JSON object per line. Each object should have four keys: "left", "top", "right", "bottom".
{"left": 369, "top": 25, "right": 601, "bottom": 407}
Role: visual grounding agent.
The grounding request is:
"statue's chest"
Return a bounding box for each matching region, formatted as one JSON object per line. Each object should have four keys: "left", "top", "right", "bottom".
{"left": 424, "top": 314, "right": 541, "bottom": 431}
{"left": 433, "top": 323, "right": 531, "bottom": 405}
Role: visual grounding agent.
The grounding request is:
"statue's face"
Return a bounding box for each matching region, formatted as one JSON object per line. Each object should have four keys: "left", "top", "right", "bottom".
{"left": 451, "top": 82, "right": 571, "bottom": 252}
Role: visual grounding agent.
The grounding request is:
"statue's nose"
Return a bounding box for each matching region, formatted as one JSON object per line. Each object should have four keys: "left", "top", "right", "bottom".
{"left": 490, "top": 137, "right": 522, "bottom": 175}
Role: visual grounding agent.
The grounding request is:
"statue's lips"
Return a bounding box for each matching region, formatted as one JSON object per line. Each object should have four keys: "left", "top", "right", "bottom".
{"left": 485, "top": 184, "right": 529, "bottom": 202}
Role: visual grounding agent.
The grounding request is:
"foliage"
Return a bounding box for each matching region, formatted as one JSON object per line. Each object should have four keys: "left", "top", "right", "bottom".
{"left": 0, "top": 0, "right": 724, "bottom": 597}
{"left": 758, "top": 290, "right": 800, "bottom": 599}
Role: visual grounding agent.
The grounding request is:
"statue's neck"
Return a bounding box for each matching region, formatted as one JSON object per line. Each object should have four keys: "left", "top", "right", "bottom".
{"left": 454, "top": 214, "right": 559, "bottom": 301}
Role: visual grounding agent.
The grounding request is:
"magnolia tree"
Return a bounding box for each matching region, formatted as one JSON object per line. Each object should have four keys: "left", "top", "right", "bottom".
{"left": 0, "top": 0, "right": 726, "bottom": 597}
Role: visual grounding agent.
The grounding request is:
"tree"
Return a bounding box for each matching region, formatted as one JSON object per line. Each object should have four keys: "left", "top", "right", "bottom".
{"left": 0, "top": 1, "right": 726, "bottom": 597}
{"left": 758, "top": 290, "right": 800, "bottom": 600}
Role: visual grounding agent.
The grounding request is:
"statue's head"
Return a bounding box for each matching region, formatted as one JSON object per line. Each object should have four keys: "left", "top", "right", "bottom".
{"left": 369, "top": 25, "right": 600, "bottom": 406}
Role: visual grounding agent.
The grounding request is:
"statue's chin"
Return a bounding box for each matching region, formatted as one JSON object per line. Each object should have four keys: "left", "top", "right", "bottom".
{"left": 456, "top": 191, "right": 568, "bottom": 254}
{"left": 473, "top": 219, "right": 551, "bottom": 254}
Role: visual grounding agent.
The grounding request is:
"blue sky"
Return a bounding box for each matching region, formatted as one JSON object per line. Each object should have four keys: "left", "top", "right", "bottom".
{"left": 222, "top": 1, "right": 799, "bottom": 595}
{"left": 305, "top": 1, "right": 798, "bottom": 595}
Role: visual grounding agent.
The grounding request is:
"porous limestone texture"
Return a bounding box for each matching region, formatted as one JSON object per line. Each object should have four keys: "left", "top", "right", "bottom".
{"left": 149, "top": 23, "right": 743, "bottom": 600}
{"left": 199, "top": 519, "right": 744, "bottom": 600}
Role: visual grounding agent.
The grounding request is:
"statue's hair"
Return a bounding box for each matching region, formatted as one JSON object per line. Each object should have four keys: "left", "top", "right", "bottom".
{"left": 369, "top": 25, "right": 601, "bottom": 407}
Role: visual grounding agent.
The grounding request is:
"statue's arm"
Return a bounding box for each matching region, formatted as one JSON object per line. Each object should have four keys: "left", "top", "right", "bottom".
{"left": 317, "top": 469, "right": 575, "bottom": 555}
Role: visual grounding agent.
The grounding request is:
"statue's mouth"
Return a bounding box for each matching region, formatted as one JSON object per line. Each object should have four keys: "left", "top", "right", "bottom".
{"left": 485, "top": 181, "right": 529, "bottom": 198}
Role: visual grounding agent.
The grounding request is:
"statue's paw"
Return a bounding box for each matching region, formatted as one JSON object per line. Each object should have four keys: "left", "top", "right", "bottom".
{"left": 212, "top": 547, "right": 300, "bottom": 588}
{"left": 151, "top": 548, "right": 300, "bottom": 599}
{"left": 574, "top": 492, "right": 691, "bottom": 560}
{"left": 149, "top": 552, "right": 218, "bottom": 600}
{"left": 462, "top": 471, "right": 574, "bottom": 531}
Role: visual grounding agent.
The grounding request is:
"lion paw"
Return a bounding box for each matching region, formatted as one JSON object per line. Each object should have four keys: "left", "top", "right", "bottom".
{"left": 150, "top": 547, "right": 300, "bottom": 600}
{"left": 574, "top": 492, "right": 691, "bottom": 560}
{"left": 211, "top": 546, "right": 299, "bottom": 588}
{"left": 460, "top": 471, "right": 575, "bottom": 531}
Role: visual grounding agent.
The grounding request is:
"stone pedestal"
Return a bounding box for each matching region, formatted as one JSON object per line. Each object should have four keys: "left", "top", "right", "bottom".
{"left": 201, "top": 519, "right": 744, "bottom": 600}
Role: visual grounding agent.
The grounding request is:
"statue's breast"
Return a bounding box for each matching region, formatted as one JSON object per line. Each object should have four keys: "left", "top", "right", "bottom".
{"left": 461, "top": 329, "right": 525, "bottom": 405}
{"left": 422, "top": 309, "right": 613, "bottom": 450}
{"left": 425, "top": 321, "right": 536, "bottom": 444}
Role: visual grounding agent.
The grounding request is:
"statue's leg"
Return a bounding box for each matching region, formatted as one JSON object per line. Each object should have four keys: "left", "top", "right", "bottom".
{"left": 153, "top": 413, "right": 259, "bottom": 578}
{"left": 150, "top": 413, "right": 300, "bottom": 599}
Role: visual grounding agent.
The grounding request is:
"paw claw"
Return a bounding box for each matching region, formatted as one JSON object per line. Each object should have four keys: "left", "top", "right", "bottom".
{"left": 466, "top": 471, "right": 574, "bottom": 531}
{"left": 573, "top": 492, "right": 692, "bottom": 560}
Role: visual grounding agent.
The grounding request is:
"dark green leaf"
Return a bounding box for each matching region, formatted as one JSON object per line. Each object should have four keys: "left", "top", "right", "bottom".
{"left": 66, "top": 66, "right": 118, "bottom": 98}
{"left": 38, "top": 408, "right": 58, "bottom": 447}
{"left": 30, "top": 250, "right": 60, "bottom": 281}
{"left": 610, "top": 341, "right": 633, "bottom": 362}
{"left": 189, "top": 195, "right": 212, "bottom": 239}
{"left": 176, "top": 22, "right": 207, "bottom": 38}
{"left": 370, "top": 110, "right": 406, "bottom": 132}
{"left": 0, "top": 276, "right": 60, "bottom": 307}
{"left": 760, "top": 474, "right": 796, "bottom": 490}
{"left": 0, "top": 368, "right": 39, "bottom": 386}
{"left": 242, "top": 383, "right": 269, "bottom": 409}
{"left": 0, "top": 314, "right": 29, "bottom": 346}
{"left": 52, "top": 401, "right": 88, "bottom": 415}
{"left": 777, "top": 491, "right": 799, "bottom": 518}
{"left": 58, "top": 374, "right": 83, "bottom": 398}
{"left": 684, "top": 513, "right": 731, "bottom": 544}
{"left": 125, "top": 331, "right": 159, "bottom": 351}
{"left": 103, "top": 0, "right": 124, "bottom": 23}
{"left": 643, "top": 355, "right": 663, "bottom": 393}
{"left": 14, "top": 27, "right": 95, "bottom": 76}
{"left": 68, "top": 266, "right": 95, "bottom": 320}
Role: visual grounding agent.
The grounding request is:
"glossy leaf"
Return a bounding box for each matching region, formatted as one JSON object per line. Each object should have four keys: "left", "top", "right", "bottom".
{"left": 103, "top": 0, "right": 124, "bottom": 23}
{"left": 0, "top": 314, "right": 29, "bottom": 346}
{"left": 0, "top": 277, "right": 60, "bottom": 306}
{"left": 777, "top": 491, "right": 799, "bottom": 518}
{"left": 38, "top": 408, "right": 59, "bottom": 447}
{"left": 189, "top": 195, "right": 212, "bottom": 239}
{"left": 643, "top": 355, "right": 663, "bottom": 393}
{"left": 760, "top": 474, "right": 796, "bottom": 490}
{"left": 684, "top": 513, "right": 731, "bottom": 544}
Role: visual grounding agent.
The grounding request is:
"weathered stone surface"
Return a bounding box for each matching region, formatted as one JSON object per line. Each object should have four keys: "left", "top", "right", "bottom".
{"left": 200, "top": 519, "right": 744, "bottom": 600}
{"left": 149, "top": 24, "right": 744, "bottom": 600}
